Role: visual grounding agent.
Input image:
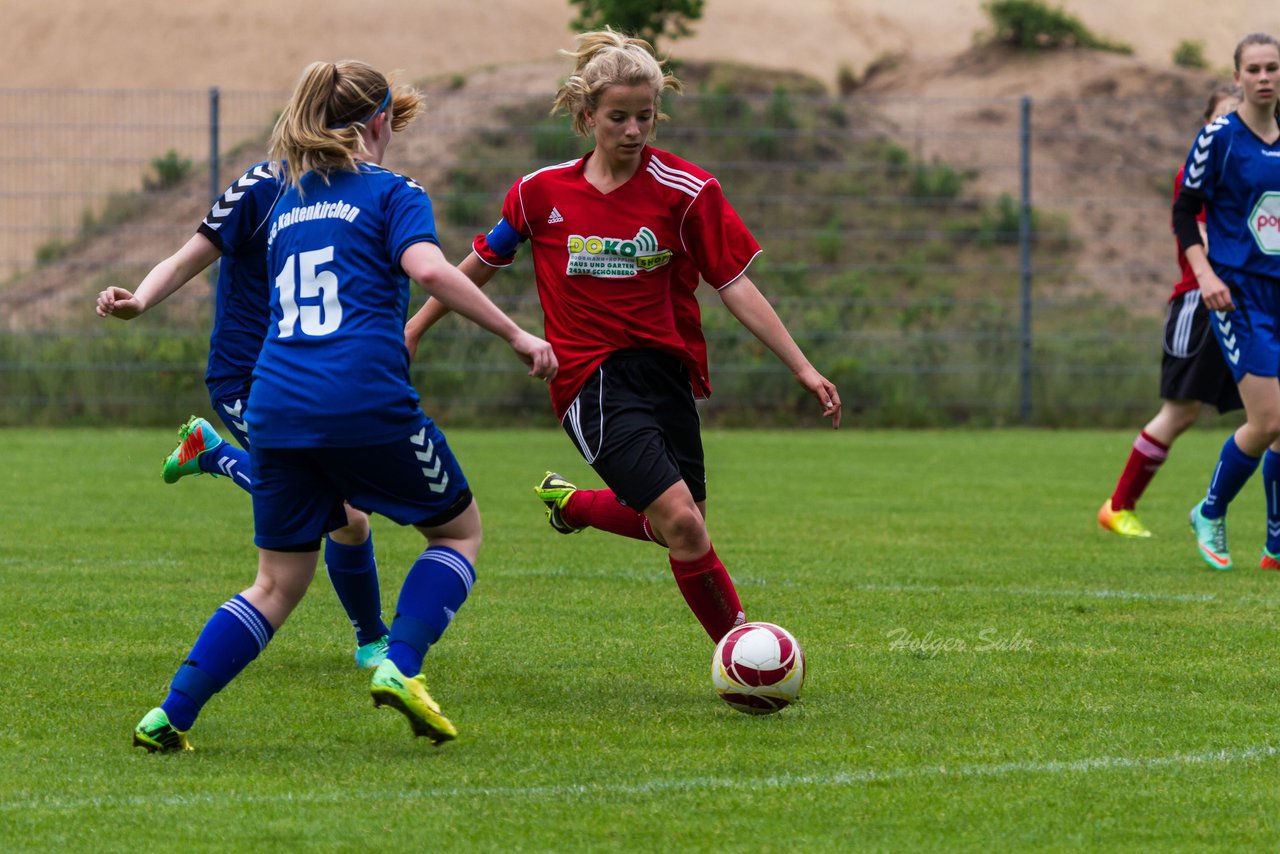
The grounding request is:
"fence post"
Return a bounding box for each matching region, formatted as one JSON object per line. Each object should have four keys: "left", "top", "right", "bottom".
{"left": 207, "top": 86, "right": 221, "bottom": 289}
{"left": 1019, "top": 95, "right": 1033, "bottom": 425}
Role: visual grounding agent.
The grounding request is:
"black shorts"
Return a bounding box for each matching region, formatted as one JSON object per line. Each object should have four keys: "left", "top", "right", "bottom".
{"left": 1160, "top": 290, "right": 1242, "bottom": 413}
{"left": 560, "top": 349, "right": 706, "bottom": 511}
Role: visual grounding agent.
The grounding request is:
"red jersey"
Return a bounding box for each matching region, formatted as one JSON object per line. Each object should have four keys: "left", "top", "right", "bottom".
{"left": 474, "top": 146, "right": 761, "bottom": 418}
{"left": 1170, "top": 164, "right": 1207, "bottom": 301}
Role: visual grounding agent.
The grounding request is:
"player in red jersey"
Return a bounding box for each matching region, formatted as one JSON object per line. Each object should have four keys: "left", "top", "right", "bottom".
{"left": 1098, "top": 86, "right": 1242, "bottom": 538}
{"left": 407, "top": 28, "right": 840, "bottom": 642}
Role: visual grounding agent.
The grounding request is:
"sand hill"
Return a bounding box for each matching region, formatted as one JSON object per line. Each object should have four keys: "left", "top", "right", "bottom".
{"left": 1, "top": 0, "right": 1264, "bottom": 325}
{"left": 0, "top": 0, "right": 1257, "bottom": 93}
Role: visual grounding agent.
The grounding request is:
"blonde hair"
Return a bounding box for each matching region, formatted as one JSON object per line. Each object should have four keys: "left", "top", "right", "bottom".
{"left": 552, "top": 28, "right": 682, "bottom": 138}
{"left": 269, "top": 60, "right": 422, "bottom": 188}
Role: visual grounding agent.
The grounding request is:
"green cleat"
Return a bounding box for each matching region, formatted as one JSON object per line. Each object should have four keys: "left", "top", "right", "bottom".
{"left": 132, "top": 707, "right": 193, "bottom": 753}
{"left": 162, "top": 416, "right": 225, "bottom": 484}
{"left": 354, "top": 635, "right": 390, "bottom": 669}
{"left": 1189, "top": 501, "right": 1232, "bottom": 570}
{"left": 534, "top": 471, "right": 583, "bottom": 535}
{"left": 370, "top": 659, "right": 457, "bottom": 744}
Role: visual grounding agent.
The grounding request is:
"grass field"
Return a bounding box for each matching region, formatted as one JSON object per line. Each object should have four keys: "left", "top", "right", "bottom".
{"left": 3, "top": 427, "right": 1280, "bottom": 851}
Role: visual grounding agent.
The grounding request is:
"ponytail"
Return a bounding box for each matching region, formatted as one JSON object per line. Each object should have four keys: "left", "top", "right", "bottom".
{"left": 269, "top": 60, "right": 422, "bottom": 188}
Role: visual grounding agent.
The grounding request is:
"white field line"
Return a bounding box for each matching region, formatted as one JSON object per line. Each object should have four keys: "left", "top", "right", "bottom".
{"left": 4, "top": 563, "right": 1259, "bottom": 606}
{"left": 850, "top": 582, "right": 1220, "bottom": 604}
{"left": 2, "top": 745, "right": 1276, "bottom": 813}
{"left": 492, "top": 568, "right": 1257, "bottom": 604}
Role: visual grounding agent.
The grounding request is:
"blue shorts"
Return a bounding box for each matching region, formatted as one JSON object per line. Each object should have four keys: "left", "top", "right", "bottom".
{"left": 1211, "top": 270, "right": 1280, "bottom": 382}
{"left": 250, "top": 420, "right": 472, "bottom": 551}
{"left": 210, "top": 387, "right": 252, "bottom": 448}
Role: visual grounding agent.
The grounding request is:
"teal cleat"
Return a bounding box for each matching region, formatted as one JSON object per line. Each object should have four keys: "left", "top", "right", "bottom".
{"left": 1189, "top": 501, "right": 1232, "bottom": 570}
{"left": 370, "top": 660, "right": 457, "bottom": 744}
{"left": 132, "top": 707, "right": 193, "bottom": 753}
{"left": 534, "top": 471, "right": 583, "bottom": 535}
{"left": 162, "top": 416, "right": 225, "bottom": 484}
{"left": 354, "top": 635, "right": 389, "bottom": 669}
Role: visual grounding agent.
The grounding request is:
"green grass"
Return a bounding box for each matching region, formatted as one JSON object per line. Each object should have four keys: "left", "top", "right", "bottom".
{"left": 3, "top": 427, "right": 1280, "bottom": 851}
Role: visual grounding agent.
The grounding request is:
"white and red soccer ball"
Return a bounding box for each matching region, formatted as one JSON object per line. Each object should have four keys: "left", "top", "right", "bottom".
{"left": 711, "top": 621, "right": 806, "bottom": 715}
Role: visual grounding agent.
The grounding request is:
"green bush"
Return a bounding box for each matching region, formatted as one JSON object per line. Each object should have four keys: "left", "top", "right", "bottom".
{"left": 910, "top": 161, "right": 966, "bottom": 199}
{"left": 978, "top": 193, "right": 1034, "bottom": 245}
{"left": 567, "top": 0, "right": 705, "bottom": 51}
{"left": 34, "top": 236, "right": 73, "bottom": 267}
{"left": 1172, "top": 40, "right": 1209, "bottom": 70}
{"left": 836, "top": 64, "right": 859, "bottom": 96}
{"left": 983, "top": 0, "right": 1132, "bottom": 54}
{"left": 145, "top": 149, "right": 193, "bottom": 190}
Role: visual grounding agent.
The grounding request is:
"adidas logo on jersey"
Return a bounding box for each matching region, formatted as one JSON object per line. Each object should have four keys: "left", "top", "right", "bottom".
{"left": 548, "top": 207, "right": 564, "bottom": 224}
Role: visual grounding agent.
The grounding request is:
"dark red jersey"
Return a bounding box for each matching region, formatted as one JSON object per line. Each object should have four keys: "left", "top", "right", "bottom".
{"left": 474, "top": 146, "right": 761, "bottom": 417}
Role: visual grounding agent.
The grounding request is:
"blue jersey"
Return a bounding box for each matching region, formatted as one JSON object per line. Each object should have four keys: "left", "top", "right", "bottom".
{"left": 197, "top": 162, "right": 281, "bottom": 400}
{"left": 1182, "top": 112, "right": 1280, "bottom": 280}
{"left": 249, "top": 162, "right": 438, "bottom": 448}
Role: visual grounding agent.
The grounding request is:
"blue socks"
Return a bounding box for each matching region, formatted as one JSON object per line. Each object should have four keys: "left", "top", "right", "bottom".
{"left": 156, "top": 548, "right": 470, "bottom": 729}
{"left": 198, "top": 442, "right": 252, "bottom": 494}
{"left": 1201, "top": 435, "right": 1260, "bottom": 520}
{"left": 325, "top": 534, "right": 388, "bottom": 646}
{"left": 162, "top": 594, "right": 274, "bottom": 731}
{"left": 1264, "top": 450, "right": 1280, "bottom": 554}
{"left": 387, "top": 546, "right": 475, "bottom": 677}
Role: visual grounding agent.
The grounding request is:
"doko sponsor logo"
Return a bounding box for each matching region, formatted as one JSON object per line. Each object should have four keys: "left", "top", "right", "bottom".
{"left": 1250, "top": 192, "right": 1280, "bottom": 255}
{"left": 565, "top": 227, "right": 672, "bottom": 278}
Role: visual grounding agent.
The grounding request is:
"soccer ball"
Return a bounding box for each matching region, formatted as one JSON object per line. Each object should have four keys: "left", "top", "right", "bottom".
{"left": 711, "top": 621, "right": 805, "bottom": 715}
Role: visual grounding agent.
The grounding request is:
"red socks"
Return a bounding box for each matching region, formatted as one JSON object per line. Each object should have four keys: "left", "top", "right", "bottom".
{"left": 1110, "top": 431, "right": 1170, "bottom": 511}
{"left": 562, "top": 489, "right": 656, "bottom": 542}
{"left": 562, "top": 490, "right": 743, "bottom": 640}
{"left": 669, "top": 544, "right": 744, "bottom": 642}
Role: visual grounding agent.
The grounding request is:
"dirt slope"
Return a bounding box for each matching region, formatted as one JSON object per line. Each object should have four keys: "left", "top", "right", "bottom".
{"left": 2, "top": 1, "right": 1253, "bottom": 326}
{"left": 1, "top": 0, "right": 1255, "bottom": 92}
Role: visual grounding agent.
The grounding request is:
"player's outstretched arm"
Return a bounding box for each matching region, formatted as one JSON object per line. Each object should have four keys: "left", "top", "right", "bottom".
{"left": 404, "top": 251, "right": 499, "bottom": 359}
{"left": 96, "top": 233, "right": 221, "bottom": 320}
{"left": 401, "top": 241, "right": 555, "bottom": 380}
{"left": 718, "top": 274, "right": 842, "bottom": 428}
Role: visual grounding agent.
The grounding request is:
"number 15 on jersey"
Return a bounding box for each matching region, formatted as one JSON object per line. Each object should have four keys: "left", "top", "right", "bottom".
{"left": 275, "top": 247, "right": 342, "bottom": 338}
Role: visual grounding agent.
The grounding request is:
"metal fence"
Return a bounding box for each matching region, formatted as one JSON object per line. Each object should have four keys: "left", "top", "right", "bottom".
{"left": 0, "top": 85, "right": 1222, "bottom": 428}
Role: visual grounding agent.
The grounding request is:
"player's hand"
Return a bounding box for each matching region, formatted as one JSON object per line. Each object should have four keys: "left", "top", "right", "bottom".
{"left": 1198, "top": 274, "right": 1235, "bottom": 313}
{"left": 509, "top": 330, "right": 558, "bottom": 381}
{"left": 96, "top": 286, "right": 145, "bottom": 320}
{"left": 797, "top": 368, "right": 841, "bottom": 429}
{"left": 405, "top": 330, "right": 420, "bottom": 361}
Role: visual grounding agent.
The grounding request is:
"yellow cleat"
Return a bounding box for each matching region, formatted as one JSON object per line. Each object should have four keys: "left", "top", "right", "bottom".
{"left": 534, "top": 471, "right": 584, "bottom": 535}
{"left": 132, "top": 707, "right": 194, "bottom": 753}
{"left": 1098, "top": 500, "right": 1152, "bottom": 538}
{"left": 370, "top": 660, "right": 457, "bottom": 744}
